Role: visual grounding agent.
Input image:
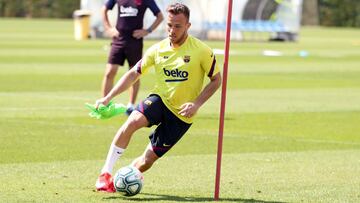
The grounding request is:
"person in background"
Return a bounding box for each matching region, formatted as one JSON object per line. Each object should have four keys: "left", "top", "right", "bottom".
{"left": 101, "top": 0, "right": 163, "bottom": 114}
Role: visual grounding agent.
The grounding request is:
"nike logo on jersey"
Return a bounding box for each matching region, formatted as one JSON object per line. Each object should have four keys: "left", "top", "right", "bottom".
{"left": 163, "top": 68, "right": 188, "bottom": 82}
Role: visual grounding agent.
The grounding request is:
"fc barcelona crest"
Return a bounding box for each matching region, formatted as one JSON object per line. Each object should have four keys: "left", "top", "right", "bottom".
{"left": 144, "top": 99, "right": 152, "bottom": 106}
{"left": 183, "top": 55, "right": 191, "bottom": 63}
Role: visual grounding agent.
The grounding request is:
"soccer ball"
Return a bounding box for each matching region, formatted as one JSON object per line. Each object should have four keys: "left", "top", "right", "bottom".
{"left": 113, "top": 166, "right": 143, "bottom": 196}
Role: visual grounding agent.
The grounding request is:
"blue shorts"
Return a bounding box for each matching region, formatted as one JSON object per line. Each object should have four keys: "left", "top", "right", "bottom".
{"left": 107, "top": 39, "right": 143, "bottom": 67}
{"left": 136, "top": 94, "right": 192, "bottom": 157}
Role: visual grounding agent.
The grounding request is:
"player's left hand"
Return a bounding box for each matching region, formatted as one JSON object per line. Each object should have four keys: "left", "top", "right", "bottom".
{"left": 179, "top": 102, "right": 199, "bottom": 118}
{"left": 132, "top": 29, "right": 149, "bottom": 39}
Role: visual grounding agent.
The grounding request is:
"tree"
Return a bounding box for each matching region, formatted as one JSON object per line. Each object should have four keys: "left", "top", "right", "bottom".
{"left": 0, "top": 0, "right": 80, "bottom": 18}
{"left": 319, "top": 0, "right": 360, "bottom": 27}
{"left": 302, "top": 0, "right": 319, "bottom": 25}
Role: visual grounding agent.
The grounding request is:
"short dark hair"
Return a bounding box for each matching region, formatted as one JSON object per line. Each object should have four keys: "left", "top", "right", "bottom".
{"left": 166, "top": 3, "right": 190, "bottom": 21}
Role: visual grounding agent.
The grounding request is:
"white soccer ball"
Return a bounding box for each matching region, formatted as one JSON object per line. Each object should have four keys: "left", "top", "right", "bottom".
{"left": 113, "top": 166, "right": 143, "bottom": 196}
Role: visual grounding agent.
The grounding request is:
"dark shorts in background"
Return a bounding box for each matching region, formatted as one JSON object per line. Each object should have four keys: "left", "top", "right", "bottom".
{"left": 107, "top": 39, "right": 143, "bottom": 67}
{"left": 136, "top": 94, "right": 192, "bottom": 157}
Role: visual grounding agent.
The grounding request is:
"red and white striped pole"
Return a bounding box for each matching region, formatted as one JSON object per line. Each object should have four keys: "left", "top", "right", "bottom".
{"left": 214, "top": 0, "right": 233, "bottom": 200}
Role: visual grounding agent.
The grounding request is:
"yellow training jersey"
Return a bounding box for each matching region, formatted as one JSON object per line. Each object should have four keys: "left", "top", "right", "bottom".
{"left": 136, "top": 35, "right": 220, "bottom": 123}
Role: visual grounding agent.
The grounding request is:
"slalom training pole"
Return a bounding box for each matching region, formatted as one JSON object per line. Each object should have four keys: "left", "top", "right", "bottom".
{"left": 214, "top": 0, "right": 233, "bottom": 201}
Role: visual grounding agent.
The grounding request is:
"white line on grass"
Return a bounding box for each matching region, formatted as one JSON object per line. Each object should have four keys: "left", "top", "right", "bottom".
{"left": 188, "top": 131, "right": 360, "bottom": 146}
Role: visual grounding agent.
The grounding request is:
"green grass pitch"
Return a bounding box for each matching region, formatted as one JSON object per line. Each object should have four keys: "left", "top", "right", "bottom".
{"left": 0, "top": 18, "right": 360, "bottom": 202}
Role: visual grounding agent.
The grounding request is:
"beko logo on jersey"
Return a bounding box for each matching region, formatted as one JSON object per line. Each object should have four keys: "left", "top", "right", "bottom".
{"left": 120, "top": 6, "right": 138, "bottom": 17}
{"left": 163, "top": 68, "right": 188, "bottom": 82}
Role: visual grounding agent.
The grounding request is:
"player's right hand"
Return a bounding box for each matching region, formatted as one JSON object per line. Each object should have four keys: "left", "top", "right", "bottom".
{"left": 106, "top": 27, "right": 120, "bottom": 38}
{"left": 95, "top": 97, "right": 111, "bottom": 109}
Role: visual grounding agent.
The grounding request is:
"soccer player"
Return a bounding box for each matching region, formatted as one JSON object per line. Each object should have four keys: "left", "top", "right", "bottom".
{"left": 101, "top": 0, "right": 163, "bottom": 114}
{"left": 95, "top": 3, "right": 222, "bottom": 192}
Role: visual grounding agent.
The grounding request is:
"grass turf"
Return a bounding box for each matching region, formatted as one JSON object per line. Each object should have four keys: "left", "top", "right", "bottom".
{"left": 0, "top": 18, "right": 359, "bottom": 202}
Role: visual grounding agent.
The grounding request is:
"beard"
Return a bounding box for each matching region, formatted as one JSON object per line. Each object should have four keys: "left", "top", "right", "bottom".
{"left": 169, "top": 31, "right": 188, "bottom": 46}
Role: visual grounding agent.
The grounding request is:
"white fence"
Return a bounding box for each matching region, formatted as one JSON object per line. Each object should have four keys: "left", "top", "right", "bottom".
{"left": 80, "top": 0, "right": 302, "bottom": 41}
